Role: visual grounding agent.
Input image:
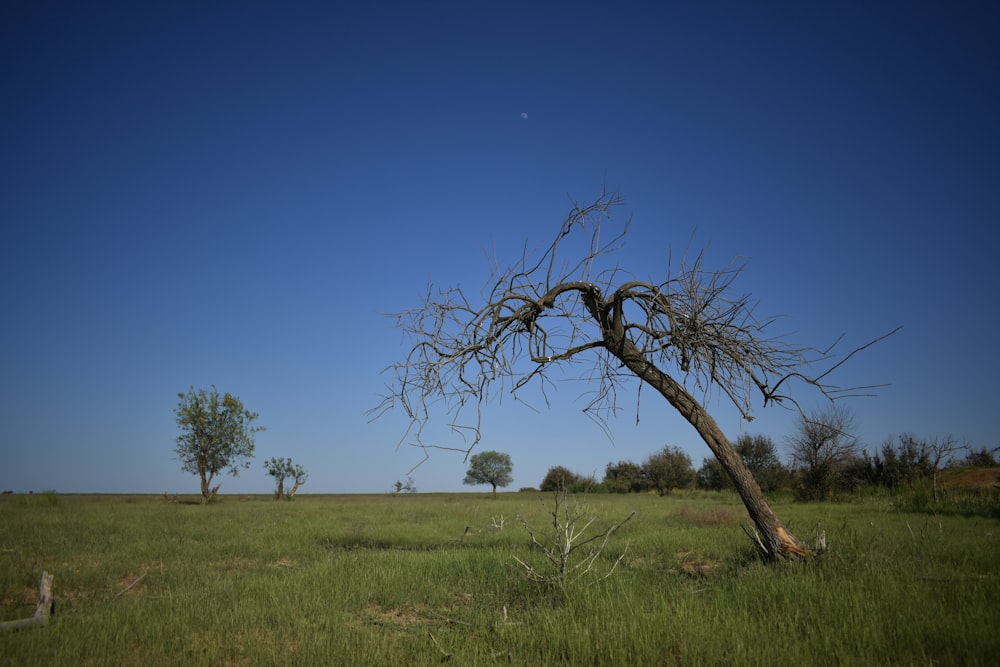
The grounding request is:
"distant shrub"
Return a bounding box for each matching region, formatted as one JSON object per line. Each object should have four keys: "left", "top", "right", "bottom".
{"left": 15, "top": 490, "right": 60, "bottom": 508}
{"left": 963, "top": 447, "right": 999, "bottom": 468}
{"left": 540, "top": 466, "right": 582, "bottom": 492}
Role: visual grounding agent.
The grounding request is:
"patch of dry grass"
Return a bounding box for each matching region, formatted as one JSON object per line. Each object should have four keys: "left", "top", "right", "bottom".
{"left": 675, "top": 505, "right": 739, "bottom": 525}
{"left": 941, "top": 467, "right": 1000, "bottom": 489}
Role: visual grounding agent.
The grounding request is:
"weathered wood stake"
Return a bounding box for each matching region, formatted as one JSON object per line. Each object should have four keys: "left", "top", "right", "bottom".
{"left": 0, "top": 571, "right": 53, "bottom": 633}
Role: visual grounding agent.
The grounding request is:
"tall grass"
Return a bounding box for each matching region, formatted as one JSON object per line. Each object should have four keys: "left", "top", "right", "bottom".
{"left": 1, "top": 491, "right": 997, "bottom": 665}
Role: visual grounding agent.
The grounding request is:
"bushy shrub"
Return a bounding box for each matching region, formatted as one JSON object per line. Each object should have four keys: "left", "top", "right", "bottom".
{"left": 643, "top": 446, "right": 695, "bottom": 495}
{"left": 540, "top": 466, "right": 582, "bottom": 492}
{"left": 604, "top": 460, "right": 646, "bottom": 493}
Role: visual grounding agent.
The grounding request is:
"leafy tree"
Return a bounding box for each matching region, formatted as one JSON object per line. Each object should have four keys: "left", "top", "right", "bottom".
{"left": 734, "top": 434, "right": 787, "bottom": 492}
{"left": 866, "top": 433, "right": 964, "bottom": 500}
{"left": 787, "top": 404, "right": 861, "bottom": 500}
{"left": 174, "top": 386, "right": 264, "bottom": 504}
{"left": 375, "top": 191, "right": 895, "bottom": 560}
{"left": 866, "top": 434, "right": 932, "bottom": 489}
{"left": 264, "top": 457, "right": 308, "bottom": 500}
{"left": 463, "top": 450, "right": 513, "bottom": 497}
{"left": 540, "top": 466, "right": 579, "bottom": 492}
{"left": 604, "top": 460, "right": 646, "bottom": 493}
{"left": 697, "top": 456, "right": 732, "bottom": 491}
{"left": 698, "top": 434, "right": 786, "bottom": 492}
{"left": 540, "top": 466, "right": 596, "bottom": 492}
{"left": 643, "top": 446, "right": 695, "bottom": 495}
{"left": 962, "top": 446, "right": 998, "bottom": 468}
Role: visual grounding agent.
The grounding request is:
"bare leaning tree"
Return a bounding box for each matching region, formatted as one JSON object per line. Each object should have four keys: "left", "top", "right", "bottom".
{"left": 373, "top": 190, "right": 896, "bottom": 561}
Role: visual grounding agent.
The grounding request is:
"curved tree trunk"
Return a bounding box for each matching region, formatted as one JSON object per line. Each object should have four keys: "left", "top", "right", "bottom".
{"left": 618, "top": 340, "right": 812, "bottom": 559}
{"left": 586, "top": 291, "right": 812, "bottom": 561}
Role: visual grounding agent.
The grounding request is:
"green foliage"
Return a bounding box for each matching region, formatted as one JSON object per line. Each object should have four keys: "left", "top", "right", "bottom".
{"left": 540, "top": 465, "right": 581, "bottom": 492}
{"left": 540, "top": 466, "right": 600, "bottom": 493}
{"left": 734, "top": 433, "right": 788, "bottom": 491}
{"left": 852, "top": 434, "right": 970, "bottom": 506}
{"left": 697, "top": 434, "right": 790, "bottom": 492}
{"left": 463, "top": 450, "right": 513, "bottom": 496}
{"left": 696, "top": 456, "right": 731, "bottom": 491}
{"left": 864, "top": 435, "right": 927, "bottom": 486}
{"left": 963, "top": 446, "right": 999, "bottom": 467}
{"left": 642, "top": 446, "right": 694, "bottom": 495}
{"left": 263, "top": 457, "right": 308, "bottom": 500}
{"left": 174, "top": 386, "right": 264, "bottom": 503}
{"left": 603, "top": 460, "right": 646, "bottom": 493}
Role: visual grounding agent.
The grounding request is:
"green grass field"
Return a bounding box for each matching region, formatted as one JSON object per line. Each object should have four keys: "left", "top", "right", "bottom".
{"left": 1, "top": 489, "right": 997, "bottom": 666}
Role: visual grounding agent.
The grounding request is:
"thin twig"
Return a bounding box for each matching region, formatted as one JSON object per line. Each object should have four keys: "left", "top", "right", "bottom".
{"left": 428, "top": 630, "right": 453, "bottom": 659}
{"left": 109, "top": 573, "right": 147, "bottom": 604}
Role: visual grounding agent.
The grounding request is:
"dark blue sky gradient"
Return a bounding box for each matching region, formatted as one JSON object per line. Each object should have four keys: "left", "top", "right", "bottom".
{"left": 2, "top": 1, "right": 997, "bottom": 493}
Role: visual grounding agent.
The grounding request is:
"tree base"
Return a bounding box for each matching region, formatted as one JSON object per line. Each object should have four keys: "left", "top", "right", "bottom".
{"left": 775, "top": 526, "right": 815, "bottom": 559}
{"left": 744, "top": 524, "right": 817, "bottom": 561}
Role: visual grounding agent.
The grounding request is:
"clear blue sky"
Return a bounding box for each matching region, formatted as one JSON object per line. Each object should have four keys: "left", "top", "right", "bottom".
{"left": 2, "top": 1, "right": 996, "bottom": 494}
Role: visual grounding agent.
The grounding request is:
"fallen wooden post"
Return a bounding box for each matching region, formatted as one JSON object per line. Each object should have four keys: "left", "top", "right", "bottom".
{"left": 0, "top": 571, "right": 53, "bottom": 633}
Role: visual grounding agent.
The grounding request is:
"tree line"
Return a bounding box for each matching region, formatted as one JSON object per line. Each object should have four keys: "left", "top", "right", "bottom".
{"left": 173, "top": 386, "right": 993, "bottom": 506}
{"left": 533, "top": 405, "right": 993, "bottom": 499}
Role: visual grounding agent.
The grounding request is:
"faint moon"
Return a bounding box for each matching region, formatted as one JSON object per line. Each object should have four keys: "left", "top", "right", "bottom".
{"left": 520, "top": 112, "right": 528, "bottom": 120}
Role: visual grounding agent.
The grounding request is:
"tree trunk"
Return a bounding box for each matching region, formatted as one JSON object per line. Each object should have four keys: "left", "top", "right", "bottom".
{"left": 287, "top": 481, "right": 302, "bottom": 499}
{"left": 0, "top": 572, "right": 53, "bottom": 633}
{"left": 491, "top": 482, "right": 497, "bottom": 498}
{"left": 276, "top": 477, "right": 285, "bottom": 501}
{"left": 609, "top": 336, "right": 812, "bottom": 560}
{"left": 201, "top": 478, "right": 220, "bottom": 504}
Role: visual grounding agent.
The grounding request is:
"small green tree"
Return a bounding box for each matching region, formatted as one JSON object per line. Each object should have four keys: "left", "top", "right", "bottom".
{"left": 963, "top": 446, "right": 998, "bottom": 467}
{"left": 698, "top": 434, "right": 787, "bottom": 492}
{"left": 643, "top": 446, "right": 695, "bottom": 495}
{"left": 174, "top": 386, "right": 264, "bottom": 504}
{"left": 540, "top": 466, "right": 582, "bottom": 492}
{"left": 696, "top": 456, "right": 732, "bottom": 491}
{"left": 463, "top": 450, "right": 513, "bottom": 497}
{"left": 603, "top": 460, "right": 646, "bottom": 493}
{"left": 866, "top": 434, "right": 964, "bottom": 501}
{"left": 734, "top": 434, "right": 787, "bottom": 492}
{"left": 264, "top": 457, "right": 308, "bottom": 500}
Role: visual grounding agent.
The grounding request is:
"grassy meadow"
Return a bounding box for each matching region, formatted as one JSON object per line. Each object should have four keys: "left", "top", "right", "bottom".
{"left": 1, "top": 488, "right": 998, "bottom": 666}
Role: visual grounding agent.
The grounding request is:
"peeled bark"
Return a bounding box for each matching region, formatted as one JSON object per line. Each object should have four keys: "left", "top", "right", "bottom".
{"left": 0, "top": 572, "right": 53, "bottom": 633}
